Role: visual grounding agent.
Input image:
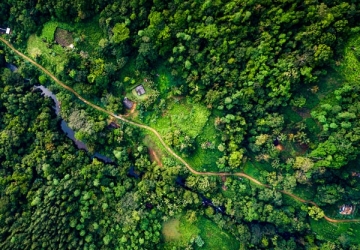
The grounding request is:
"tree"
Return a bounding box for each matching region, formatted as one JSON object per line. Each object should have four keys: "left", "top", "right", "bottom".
{"left": 112, "top": 23, "right": 130, "bottom": 44}
{"left": 228, "top": 150, "right": 244, "bottom": 169}
{"left": 307, "top": 206, "right": 324, "bottom": 221}
{"left": 316, "top": 185, "right": 344, "bottom": 205}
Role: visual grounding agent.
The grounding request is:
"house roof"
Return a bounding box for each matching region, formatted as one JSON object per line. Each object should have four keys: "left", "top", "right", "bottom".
{"left": 339, "top": 205, "right": 354, "bottom": 215}
{"left": 123, "top": 97, "right": 134, "bottom": 109}
{"left": 0, "top": 27, "right": 10, "bottom": 34}
{"left": 135, "top": 85, "right": 146, "bottom": 96}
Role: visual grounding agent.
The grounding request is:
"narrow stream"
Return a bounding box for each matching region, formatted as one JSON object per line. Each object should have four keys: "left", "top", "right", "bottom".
{"left": 34, "top": 85, "right": 114, "bottom": 163}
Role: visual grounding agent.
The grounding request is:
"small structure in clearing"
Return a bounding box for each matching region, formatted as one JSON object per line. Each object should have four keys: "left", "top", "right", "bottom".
{"left": 352, "top": 172, "right": 360, "bottom": 177}
{"left": 339, "top": 204, "right": 354, "bottom": 215}
{"left": 108, "top": 122, "right": 119, "bottom": 129}
{"left": 123, "top": 97, "right": 134, "bottom": 109}
{"left": 135, "top": 84, "right": 146, "bottom": 96}
{"left": 0, "top": 27, "right": 11, "bottom": 34}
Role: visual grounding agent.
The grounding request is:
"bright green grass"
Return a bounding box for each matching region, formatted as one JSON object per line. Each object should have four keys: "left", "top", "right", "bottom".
{"left": 151, "top": 100, "right": 210, "bottom": 138}
{"left": 162, "top": 218, "right": 181, "bottom": 241}
{"left": 338, "top": 35, "right": 360, "bottom": 83}
{"left": 40, "top": 21, "right": 74, "bottom": 42}
{"left": 27, "top": 35, "right": 67, "bottom": 74}
{"left": 162, "top": 215, "right": 200, "bottom": 249}
{"left": 243, "top": 161, "right": 265, "bottom": 184}
{"left": 184, "top": 116, "right": 222, "bottom": 171}
{"left": 311, "top": 219, "right": 360, "bottom": 244}
{"left": 143, "top": 114, "right": 222, "bottom": 172}
{"left": 155, "top": 64, "right": 181, "bottom": 97}
{"left": 162, "top": 215, "right": 239, "bottom": 250}
{"left": 38, "top": 17, "right": 104, "bottom": 54}
{"left": 148, "top": 99, "right": 222, "bottom": 170}
{"left": 197, "top": 217, "right": 239, "bottom": 250}
{"left": 41, "top": 21, "right": 58, "bottom": 42}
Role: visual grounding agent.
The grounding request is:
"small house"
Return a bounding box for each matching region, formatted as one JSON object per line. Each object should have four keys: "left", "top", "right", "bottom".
{"left": 352, "top": 172, "right": 360, "bottom": 177}
{"left": 339, "top": 204, "right": 354, "bottom": 215}
{"left": 0, "top": 27, "right": 11, "bottom": 34}
{"left": 135, "top": 85, "right": 146, "bottom": 96}
{"left": 123, "top": 97, "right": 134, "bottom": 109}
{"left": 108, "top": 122, "right": 120, "bottom": 129}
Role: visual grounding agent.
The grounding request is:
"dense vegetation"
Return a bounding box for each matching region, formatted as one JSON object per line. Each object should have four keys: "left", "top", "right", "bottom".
{"left": 1, "top": 0, "right": 360, "bottom": 249}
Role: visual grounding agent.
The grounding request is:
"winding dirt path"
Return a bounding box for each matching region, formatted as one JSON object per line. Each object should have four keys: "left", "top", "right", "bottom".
{"left": 1, "top": 37, "right": 359, "bottom": 224}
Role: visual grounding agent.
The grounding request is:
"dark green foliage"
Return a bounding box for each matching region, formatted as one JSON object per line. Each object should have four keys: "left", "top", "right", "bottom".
{"left": 2, "top": 0, "right": 360, "bottom": 249}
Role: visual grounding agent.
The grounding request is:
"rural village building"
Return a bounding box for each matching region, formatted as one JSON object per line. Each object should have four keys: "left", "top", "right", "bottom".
{"left": 123, "top": 97, "right": 134, "bottom": 109}
{"left": 0, "top": 27, "right": 11, "bottom": 34}
{"left": 339, "top": 204, "right": 354, "bottom": 215}
{"left": 135, "top": 85, "right": 146, "bottom": 96}
{"left": 352, "top": 172, "right": 360, "bottom": 177}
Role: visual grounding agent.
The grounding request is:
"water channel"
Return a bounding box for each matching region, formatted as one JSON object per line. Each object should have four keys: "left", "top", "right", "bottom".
{"left": 34, "top": 85, "right": 114, "bottom": 163}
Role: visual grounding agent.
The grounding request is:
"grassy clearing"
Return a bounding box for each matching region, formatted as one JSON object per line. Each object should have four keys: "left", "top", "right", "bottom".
{"left": 162, "top": 215, "right": 239, "bottom": 250}
{"left": 41, "top": 21, "right": 59, "bottom": 42}
{"left": 337, "top": 35, "right": 360, "bottom": 83}
{"left": 34, "top": 17, "right": 104, "bottom": 55}
{"left": 151, "top": 100, "right": 210, "bottom": 138}
{"left": 155, "top": 64, "right": 182, "bottom": 97}
{"left": 243, "top": 160, "right": 274, "bottom": 181}
{"left": 162, "top": 219, "right": 181, "bottom": 241}
{"left": 197, "top": 217, "right": 239, "bottom": 250}
{"left": 185, "top": 116, "right": 222, "bottom": 172}
{"left": 27, "top": 35, "right": 68, "bottom": 74}
{"left": 142, "top": 131, "right": 170, "bottom": 159}
{"left": 162, "top": 215, "right": 199, "bottom": 249}
{"left": 311, "top": 219, "right": 360, "bottom": 245}
{"left": 148, "top": 98, "right": 223, "bottom": 171}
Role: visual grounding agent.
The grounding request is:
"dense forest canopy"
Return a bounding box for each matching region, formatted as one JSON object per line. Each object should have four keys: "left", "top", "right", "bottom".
{"left": 1, "top": 0, "right": 360, "bottom": 249}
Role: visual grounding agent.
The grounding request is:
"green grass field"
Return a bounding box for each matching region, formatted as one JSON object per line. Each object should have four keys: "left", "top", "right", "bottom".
{"left": 162, "top": 215, "right": 239, "bottom": 250}
{"left": 338, "top": 35, "right": 360, "bottom": 83}
{"left": 151, "top": 100, "right": 210, "bottom": 138}
{"left": 147, "top": 98, "right": 225, "bottom": 171}
{"left": 185, "top": 116, "right": 223, "bottom": 172}
{"left": 311, "top": 219, "right": 360, "bottom": 245}
{"left": 27, "top": 35, "right": 68, "bottom": 74}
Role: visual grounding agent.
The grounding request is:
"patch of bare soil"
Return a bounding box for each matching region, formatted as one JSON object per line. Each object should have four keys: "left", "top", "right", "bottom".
{"left": 149, "top": 148, "right": 163, "bottom": 167}
{"left": 275, "top": 144, "right": 284, "bottom": 151}
{"left": 55, "top": 28, "right": 74, "bottom": 47}
{"left": 221, "top": 175, "right": 228, "bottom": 190}
{"left": 294, "top": 143, "right": 309, "bottom": 155}
{"left": 162, "top": 219, "right": 181, "bottom": 241}
{"left": 295, "top": 107, "right": 311, "bottom": 119}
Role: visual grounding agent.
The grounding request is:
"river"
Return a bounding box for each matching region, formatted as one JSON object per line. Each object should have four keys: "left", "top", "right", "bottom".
{"left": 34, "top": 85, "right": 114, "bottom": 163}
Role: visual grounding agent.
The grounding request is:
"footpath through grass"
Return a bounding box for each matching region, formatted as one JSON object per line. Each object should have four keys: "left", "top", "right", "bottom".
{"left": 148, "top": 98, "right": 223, "bottom": 171}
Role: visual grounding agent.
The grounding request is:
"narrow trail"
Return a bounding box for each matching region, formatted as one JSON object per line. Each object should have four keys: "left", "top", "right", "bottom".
{"left": 1, "top": 37, "right": 359, "bottom": 224}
